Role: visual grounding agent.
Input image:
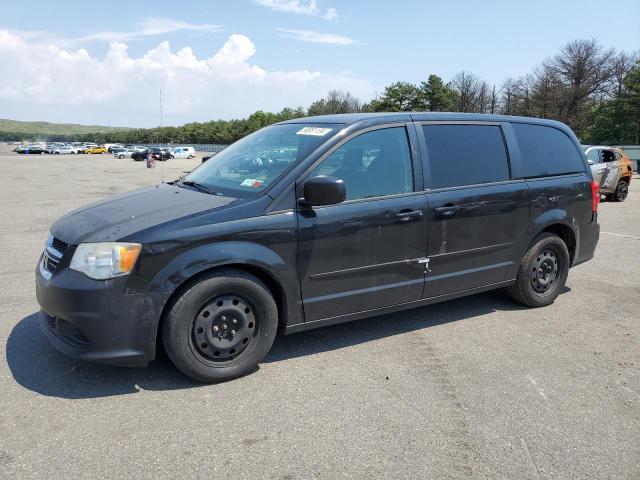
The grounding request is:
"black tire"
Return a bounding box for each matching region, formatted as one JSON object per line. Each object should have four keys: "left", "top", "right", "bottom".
{"left": 613, "top": 181, "right": 629, "bottom": 202}
{"left": 507, "top": 233, "right": 570, "bottom": 308}
{"left": 162, "top": 270, "right": 278, "bottom": 383}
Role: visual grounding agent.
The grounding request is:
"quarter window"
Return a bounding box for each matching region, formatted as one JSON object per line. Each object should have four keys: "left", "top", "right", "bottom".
{"left": 513, "top": 123, "right": 585, "bottom": 178}
{"left": 422, "top": 124, "right": 510, "bottom": 189}
{"left": 310, "top": 127, "right": 413, "bottom": 200}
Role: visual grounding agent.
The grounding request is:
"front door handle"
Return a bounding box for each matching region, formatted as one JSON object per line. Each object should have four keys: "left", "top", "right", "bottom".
{"left": 434, "top": 205, "right": 459, "bottom": 219}
{"left": 394, "top": 209, "right": 423, "bottom": 222}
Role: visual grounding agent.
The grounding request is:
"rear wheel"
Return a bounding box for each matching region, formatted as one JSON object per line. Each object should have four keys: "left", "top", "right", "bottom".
{"left": 162, "top": 270, "right": 278, "bottom": 383}
{"left": 614, "top": 181, "right": 629, "bottom": 202}
{"left": 507, "top": 233, "right": 569, "bottom": 307}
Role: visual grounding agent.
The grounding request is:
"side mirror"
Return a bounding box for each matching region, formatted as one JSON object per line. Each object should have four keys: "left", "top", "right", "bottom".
{"left": 300, "top": 176, "right": 346, "bottom": 207}
{"left": 587, "top": 159, "right": 594, "bottom": 165}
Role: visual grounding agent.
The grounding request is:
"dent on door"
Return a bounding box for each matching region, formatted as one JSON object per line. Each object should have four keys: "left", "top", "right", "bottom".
{"left": 424, "top": 183, "right": 530, "bottom": 297}
{"left": 601, "top": 163, "right": 620, "bottom": 191}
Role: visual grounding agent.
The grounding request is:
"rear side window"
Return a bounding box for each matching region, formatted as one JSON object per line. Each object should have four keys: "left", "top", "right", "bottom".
{"left": 512, "top": 123, "right": 585, "bottom": 178}
{"left": 422, "top": 124, "right": 510, "bottom": 189}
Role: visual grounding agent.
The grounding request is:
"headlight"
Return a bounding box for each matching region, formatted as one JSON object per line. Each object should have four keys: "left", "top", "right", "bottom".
{"left": 70, "top": 242, "right": 142, "bottom": 280}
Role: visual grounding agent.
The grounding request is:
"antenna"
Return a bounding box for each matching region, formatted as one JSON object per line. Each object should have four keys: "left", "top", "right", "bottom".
{"left": 160, "top": 88, "right": 165, "bottom": 183}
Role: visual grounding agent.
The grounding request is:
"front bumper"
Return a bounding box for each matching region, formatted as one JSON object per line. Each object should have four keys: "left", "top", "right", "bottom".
{"left": 35, "top": 257, "right": 166, "bottom": 367}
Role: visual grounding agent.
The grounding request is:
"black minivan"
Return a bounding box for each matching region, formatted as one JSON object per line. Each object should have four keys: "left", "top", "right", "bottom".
{"left": 36, "top": 113, "right": 600, "bottom": 382}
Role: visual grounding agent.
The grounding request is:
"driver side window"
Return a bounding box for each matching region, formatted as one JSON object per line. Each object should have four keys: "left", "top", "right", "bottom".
{"left": 310, "top": 127, "right": 413, "bottom": 200}
{"left": 586, "top": 149, "right": 600, "bottom": 164}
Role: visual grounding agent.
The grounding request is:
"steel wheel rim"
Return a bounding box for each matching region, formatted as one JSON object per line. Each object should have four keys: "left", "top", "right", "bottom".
{"left": 191, "top": 295, "right": 257, "bottom": 362}
{"left": 530, "top": 248, "right": 559, "bottom": 294}
{"left": 617, "top": 183, "right": 628, "bottom": 201}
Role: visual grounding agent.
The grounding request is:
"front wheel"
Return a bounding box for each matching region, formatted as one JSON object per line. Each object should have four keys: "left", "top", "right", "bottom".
{"left": 614, "top": 181, "right": 629, "bottom": 202}
{"left": 507, "top": 233, "right": 569, "bottom": 308}
{"left": 162, "top": 270, "right": 278, "bottom": 383}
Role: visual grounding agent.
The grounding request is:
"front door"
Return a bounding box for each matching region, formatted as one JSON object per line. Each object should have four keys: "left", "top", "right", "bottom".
{"left": 297, "top": 125, "right": 428, "bottom": 322}
{"left": 418, "top": 122, "right": 530, "bottom": 298}
{"left": 586, "top": 148, "right": 610, "bottom": 187}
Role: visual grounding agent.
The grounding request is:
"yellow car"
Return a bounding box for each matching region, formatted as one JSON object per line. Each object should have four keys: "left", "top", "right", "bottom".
{"left": 84, "top": 146, "right": 108, "bottom": 154}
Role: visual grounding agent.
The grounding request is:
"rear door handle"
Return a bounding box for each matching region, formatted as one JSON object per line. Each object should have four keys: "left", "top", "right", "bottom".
{"left": 394, "top": 209, "right": 423, "bottom": 222}
{"left": 434, "top": 205, "right": 459, "bottom": 219}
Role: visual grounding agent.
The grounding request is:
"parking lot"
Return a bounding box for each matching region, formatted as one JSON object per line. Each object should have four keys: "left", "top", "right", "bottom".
{"left": 0, "top": 145, "right": 638, "bottom": 479}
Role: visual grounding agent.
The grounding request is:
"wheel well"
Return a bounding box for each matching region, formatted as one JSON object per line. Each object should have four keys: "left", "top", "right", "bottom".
{"left": 155, "top": 264, "right": 286, "bottom": 359}
{"left": 620, "top": 176, "right": 630, "bottom": 185}
{"left": 540, "top": 224, "right": 576, "bottom": 264}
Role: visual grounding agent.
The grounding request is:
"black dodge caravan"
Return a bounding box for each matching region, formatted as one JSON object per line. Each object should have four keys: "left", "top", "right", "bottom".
{"left": 36, "top": 113, "right": 600, "bottom": 382}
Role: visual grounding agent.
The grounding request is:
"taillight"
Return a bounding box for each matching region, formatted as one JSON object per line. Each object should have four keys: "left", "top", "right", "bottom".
{"left": 591, "top": 180, "right": 600, "bottom": 213}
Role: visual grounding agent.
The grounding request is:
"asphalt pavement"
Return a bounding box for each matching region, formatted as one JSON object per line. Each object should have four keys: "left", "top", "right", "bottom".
{"left": 0, "top": 147, "right": 638, "bottom": 479}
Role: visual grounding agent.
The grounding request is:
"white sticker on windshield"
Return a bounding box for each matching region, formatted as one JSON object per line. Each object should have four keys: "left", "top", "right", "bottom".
{"left": 296, "top": 127, "right": 333, "bottom": 136}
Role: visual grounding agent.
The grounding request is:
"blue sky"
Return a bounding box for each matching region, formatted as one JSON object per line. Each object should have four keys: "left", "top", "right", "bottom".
{"left": 1, "top": 0, "right": 638, "bottom": 126}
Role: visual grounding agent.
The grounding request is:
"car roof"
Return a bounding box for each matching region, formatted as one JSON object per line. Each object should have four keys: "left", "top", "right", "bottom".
{"left": 276, "top": 112, "right": 569, "bottom": 129}
{"left": 584, "top": 145, "right": 619, "bottom": 150}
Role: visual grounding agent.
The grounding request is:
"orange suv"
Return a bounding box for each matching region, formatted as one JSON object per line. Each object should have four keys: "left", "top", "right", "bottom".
{"left": 584, "top": 146, "right": 633, "bottom": 202}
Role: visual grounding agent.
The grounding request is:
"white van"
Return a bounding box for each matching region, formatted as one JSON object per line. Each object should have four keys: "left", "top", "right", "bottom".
{"left": 172, "top": 146, "right": 196, "bottom": 159}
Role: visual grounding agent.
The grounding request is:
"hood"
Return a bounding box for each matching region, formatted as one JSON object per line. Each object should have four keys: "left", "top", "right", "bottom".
{"left": 51, "top": 183, "right": 236, "bottom": 244}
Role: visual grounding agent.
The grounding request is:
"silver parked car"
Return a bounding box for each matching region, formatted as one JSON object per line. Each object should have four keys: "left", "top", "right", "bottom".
{"left": 54, "top": 146, "right": 78, "bottom": 154}
{"left": 584, "top": 145, "right": 633, "bottom": 202}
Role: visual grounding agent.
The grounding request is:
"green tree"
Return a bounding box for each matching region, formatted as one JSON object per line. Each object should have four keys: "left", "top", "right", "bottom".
{"left": 364, "top": 82, "right": 423, "bottom": 112}
{"left": 585, "top": 62, "right": 640, "bottom": 144}
{"left": 420, "top": 74, "right": 458, "bottom": 111}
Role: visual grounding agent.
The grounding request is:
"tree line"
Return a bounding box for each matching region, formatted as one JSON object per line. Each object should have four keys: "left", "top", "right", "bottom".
{"left": 361, "top": 39, "right": 639, "bottom": 144}
{"left": 7, "top": 39, "right": 639, "bottom": 145}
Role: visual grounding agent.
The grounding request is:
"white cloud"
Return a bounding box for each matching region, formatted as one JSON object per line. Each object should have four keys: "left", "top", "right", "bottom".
{"left": 277, "top": 28, "right": 355, "bottom": 45}
{"left": 0, "top": 30, "right": 375, "bottom": 126}
{"left": 255, "top": 0, "right": 338, "bottom": 20}
{"left": 77, "top": 17, "right": 223, "bottom": 43}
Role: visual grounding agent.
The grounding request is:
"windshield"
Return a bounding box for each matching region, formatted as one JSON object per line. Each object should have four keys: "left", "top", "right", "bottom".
{"left": 183, "top": 123, "right": 340, "bottom": 197}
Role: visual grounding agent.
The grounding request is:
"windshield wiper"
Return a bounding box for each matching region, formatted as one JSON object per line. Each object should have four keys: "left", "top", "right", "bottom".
{"left": 179, "top": 180, "right": 219, "bottom": 195}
